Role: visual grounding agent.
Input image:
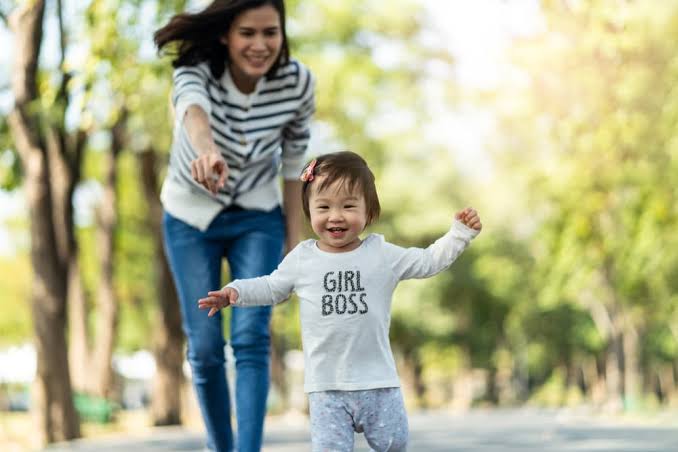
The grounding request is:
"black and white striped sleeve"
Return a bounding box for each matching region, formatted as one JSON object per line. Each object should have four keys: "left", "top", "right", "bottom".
{"left": 281, "top": 68, "right": 315, "bottom": 180}
{"left": 172, "top": 64, "right": 213, "bottom": 124}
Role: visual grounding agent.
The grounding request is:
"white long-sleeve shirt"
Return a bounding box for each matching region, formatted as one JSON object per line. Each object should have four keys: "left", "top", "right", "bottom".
{"left": 228, "top": 220, "right": 479, "bottom": 393}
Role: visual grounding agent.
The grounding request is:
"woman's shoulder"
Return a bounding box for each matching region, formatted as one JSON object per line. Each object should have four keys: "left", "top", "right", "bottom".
{"left": 267, "top": 58, "right": 313, "bottom": 84}
{"left": 172, "top": 61, "right": 214, "bottom": 79}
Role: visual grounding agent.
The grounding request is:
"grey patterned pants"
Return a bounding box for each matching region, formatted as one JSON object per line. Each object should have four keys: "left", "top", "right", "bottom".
{"left": 308, "top": 387, "right": 409, "bottom": 452}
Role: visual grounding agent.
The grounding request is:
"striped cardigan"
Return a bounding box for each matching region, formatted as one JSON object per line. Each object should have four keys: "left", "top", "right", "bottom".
{"left": 160, "top": 58, "right": 315, "bottom": 231}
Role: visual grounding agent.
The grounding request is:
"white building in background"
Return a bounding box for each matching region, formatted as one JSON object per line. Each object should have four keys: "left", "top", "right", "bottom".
{"left": 0, "top": 343, "right": 36, "bottom": 384}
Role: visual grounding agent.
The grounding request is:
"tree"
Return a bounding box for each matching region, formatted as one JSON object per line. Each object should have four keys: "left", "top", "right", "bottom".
{"left": 495, "top": 0, "right": 678, "bottom": 408}
{"left": 6, "top": 0, "right": 81, "bottom": 442}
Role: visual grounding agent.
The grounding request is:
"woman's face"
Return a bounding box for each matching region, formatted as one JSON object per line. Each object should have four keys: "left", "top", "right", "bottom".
{"left": 221, "top": 4, "right": 283, "bottom": 93}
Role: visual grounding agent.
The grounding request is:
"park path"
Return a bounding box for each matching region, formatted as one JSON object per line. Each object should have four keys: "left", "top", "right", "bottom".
{"left": 45, "top": 408, "right": 678, "bottom": 451}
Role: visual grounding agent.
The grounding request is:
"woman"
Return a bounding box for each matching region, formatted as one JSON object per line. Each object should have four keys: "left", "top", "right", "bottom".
{"left": 154, "top": 1, "right": 315, "bottom": 450}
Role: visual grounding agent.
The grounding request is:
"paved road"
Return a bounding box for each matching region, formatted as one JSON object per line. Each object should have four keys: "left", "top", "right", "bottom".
{"left": 46, "top": 409, "right": 678, "bottom": 451}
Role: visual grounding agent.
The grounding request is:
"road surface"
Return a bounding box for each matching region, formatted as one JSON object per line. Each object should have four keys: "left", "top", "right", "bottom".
{"left": 46, "top": 408, "right": 678, "bottom": 451}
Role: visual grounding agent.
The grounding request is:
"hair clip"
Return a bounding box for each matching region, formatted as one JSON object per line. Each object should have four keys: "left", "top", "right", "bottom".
{"left": 300, "top": 159, "right": 317, "bottom": 182}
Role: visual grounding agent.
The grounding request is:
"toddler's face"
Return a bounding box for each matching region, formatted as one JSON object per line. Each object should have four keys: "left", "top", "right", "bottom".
{"left": 308, "top": 176, "right": 367, "bottom": 253}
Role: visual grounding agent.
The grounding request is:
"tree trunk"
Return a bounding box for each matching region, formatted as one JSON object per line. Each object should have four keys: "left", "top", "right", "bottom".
{"left": 604, "top": 332, "right": 624, "bottom": 411}
{"left": 400, "top": 349, "right": 427, "bottom": 408}
{"left": 68, "top": 263, "right": 91, "bottom": 392}
{"left": 90, "top": 116, "right": 125, "bottom": 397}
{"left": 139, "top": 149, "right": 185, "bottom": 425}
{"left": 24, "top": 149, "right": 81, "bottom": 443}
{"left": 270, "top": 333, "right": 289, "bottom": 412}
{"left": 485, "top": 366, "right": 499, "bottom": 405}
{"left": 622, "top": 325, "right": 641, "bottom": 410}
{"left": 411, "top": 353, "right": 427, "bottom": 408}
{"left": 8, "top": 1, "right": 80, "bottom": 444}
{"left": 660, "top": 363, "right": 678, "bottom": 407}
{"left": 60, "top": 132, "right": 88, "bottom": 396}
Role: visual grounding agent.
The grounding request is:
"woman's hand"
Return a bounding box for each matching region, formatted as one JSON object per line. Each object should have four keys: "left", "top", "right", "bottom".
{"left": 198, "top": 287, "right": 239, "bottom": 317}
{"left": 184, "top": 105, "right": 228, "bottom": 194}
{"left": 455, "top": 207, "right": 482, "bottom": 231}
{"left": 191, "top": 150, "right": 228, "bottom": 195}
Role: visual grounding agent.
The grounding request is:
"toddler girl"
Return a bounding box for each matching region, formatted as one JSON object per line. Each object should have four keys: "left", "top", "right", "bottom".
{"left": 199, "top": 151, "right": 482, "bottom": 451}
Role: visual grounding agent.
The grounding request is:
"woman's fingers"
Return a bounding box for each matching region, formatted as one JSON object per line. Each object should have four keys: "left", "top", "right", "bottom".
{"left": 214, "top": 160, "right": 227, "bottom": 190}
{"left": 205, "top": 158, "right": 220, "bottom": 193}
{"left": 193, "top": 159, "right": 206, "bottom": 188}
{"left": 191, "top": 153, "right": 228, "bottom": 193}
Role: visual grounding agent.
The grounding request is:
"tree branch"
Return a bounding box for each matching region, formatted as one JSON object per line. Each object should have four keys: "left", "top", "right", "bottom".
{"left": 9, "top": 0, "right": 46, "bottom": 163}
{"left": 55, "top": 0, "right": 69, "bottom": 106}
{"left": 10, "top": 1, "right": 45, "bottom": 105}
{"left": 56, "top": 0, "right": 66, "bottom": 69}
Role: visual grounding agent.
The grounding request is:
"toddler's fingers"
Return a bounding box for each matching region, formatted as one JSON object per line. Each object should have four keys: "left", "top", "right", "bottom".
{"left": 208, "top": 307, "right": 220, "bottom": 317}
{"left": 201, "top": 294, "right": 228, "bottom": 306}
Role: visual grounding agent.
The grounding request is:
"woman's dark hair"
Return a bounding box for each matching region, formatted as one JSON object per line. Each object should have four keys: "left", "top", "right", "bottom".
{"left": 301, "top": 151, "right": 381, "bottom": 226}
{"left": 154, "top": 0, "right": 290, "bottom": 79}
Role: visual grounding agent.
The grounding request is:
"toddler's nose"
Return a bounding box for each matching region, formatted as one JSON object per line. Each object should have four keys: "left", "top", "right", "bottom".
{"left": 328, "top": 209, "right": 344, "bottom": 222}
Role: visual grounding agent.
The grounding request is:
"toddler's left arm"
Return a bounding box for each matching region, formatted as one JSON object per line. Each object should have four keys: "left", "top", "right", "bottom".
{"left": 385, "top": 207, "right": 482, "bottom": 280}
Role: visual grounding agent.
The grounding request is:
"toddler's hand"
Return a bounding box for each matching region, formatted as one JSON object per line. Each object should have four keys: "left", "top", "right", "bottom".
{"left": 455, "top": 207, "right": 482, "bottom": 231}
{"left": 198, "top": 287, "right": 239, "bottom": 317}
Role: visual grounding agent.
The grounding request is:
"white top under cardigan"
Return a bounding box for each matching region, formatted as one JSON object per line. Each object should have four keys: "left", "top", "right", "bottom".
{"left": 227, "top": 220, "right": 480, "bottom": 393}
{"left": 161, "top": 59, "right": 315, "bottom": 231}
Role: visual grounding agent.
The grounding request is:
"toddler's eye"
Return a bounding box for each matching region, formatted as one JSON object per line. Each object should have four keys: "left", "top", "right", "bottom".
{"left": 345, "top": 205, "right": 356, "bottom": 208}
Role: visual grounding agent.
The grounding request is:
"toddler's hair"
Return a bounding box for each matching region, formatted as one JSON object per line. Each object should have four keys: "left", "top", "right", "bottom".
{"left": 300, "top": 151, "right": 380, "bottom": 225}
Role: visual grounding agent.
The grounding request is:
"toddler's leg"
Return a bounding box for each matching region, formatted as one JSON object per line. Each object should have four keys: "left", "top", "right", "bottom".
{"left": 308, "top": 391, "right": 355, "bottom": 452}
{"left": 356, "top": 388, "right": 408, "bottom": 452}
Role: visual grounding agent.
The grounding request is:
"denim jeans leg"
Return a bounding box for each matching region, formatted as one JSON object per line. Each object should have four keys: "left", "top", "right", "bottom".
{"left": 162, "top": 212, "right": 233, "bottom": 452}
{"left": 226, "top": 208, "right": 285, "bottom": 452}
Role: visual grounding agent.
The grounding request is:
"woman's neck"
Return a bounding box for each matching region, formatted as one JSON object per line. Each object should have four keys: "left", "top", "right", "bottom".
{"left": 229, "top": 66, "right": 258, "bottom": 94}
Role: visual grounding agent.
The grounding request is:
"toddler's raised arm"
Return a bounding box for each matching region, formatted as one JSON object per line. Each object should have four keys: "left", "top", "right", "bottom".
{"left": 383, "top": 208, "right": 481, "bottom": 281}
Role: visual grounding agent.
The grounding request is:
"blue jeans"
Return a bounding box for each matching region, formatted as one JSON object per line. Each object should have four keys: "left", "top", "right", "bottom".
{"left": 163, "top": 206, "right": 285, "bottom": 452}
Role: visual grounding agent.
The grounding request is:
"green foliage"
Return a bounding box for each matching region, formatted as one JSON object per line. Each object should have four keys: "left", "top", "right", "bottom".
{"left": 488, "top": 0, "right": 678, "bottom": 404}
{"left": 0, "top": 116, "right": 22, "bottom": 190}
{"left": 0, "top": 253, "right": 31, "bottom": 345}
